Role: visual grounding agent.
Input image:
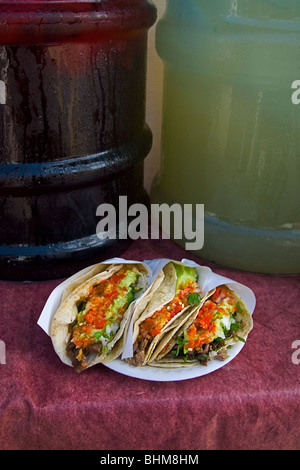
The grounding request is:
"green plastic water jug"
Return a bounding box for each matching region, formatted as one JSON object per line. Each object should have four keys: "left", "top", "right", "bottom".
{"left": 152, "top": 0, "right": 300, "bottom": 274}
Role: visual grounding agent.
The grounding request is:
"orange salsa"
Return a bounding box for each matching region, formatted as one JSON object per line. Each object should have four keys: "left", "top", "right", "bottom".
{"left": 138, "top": 280, "right": 201, "bottom": 340}
{"left": 71, "top": 266, "right": 142, "bottom": 349}
{"left": 184, "top": 286, "right": 238, "bottom": 351}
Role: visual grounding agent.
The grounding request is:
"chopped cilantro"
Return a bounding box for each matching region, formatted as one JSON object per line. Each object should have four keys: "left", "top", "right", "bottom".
{"left": 198, "top": 354, "right": 208, "bottom": 363}
{"left": 93, "top": 328, "right": 113, "bottom": 341}
{"left": 174, "top": 331, "right": 189, "bottom": 356}
{"left": 222, "top": 325, "right": 229, "bottom": 336}
{"left": 187, "top": 292, "right": 201, "bottom": 306}
{"left": 236, "top": 336, "right": 246, "bottom": 343}
{"left": 230, "top": 321, "right": 242, "bottom": 331}
{"left": 101, "top": 344, "right": 109, "bottom": 355}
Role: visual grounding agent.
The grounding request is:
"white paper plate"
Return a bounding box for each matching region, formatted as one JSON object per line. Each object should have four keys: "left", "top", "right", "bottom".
{"left": 38, "top": 257, "right": 255, "bottom": 381}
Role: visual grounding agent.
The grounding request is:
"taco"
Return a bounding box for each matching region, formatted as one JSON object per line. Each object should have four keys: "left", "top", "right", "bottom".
{"left": 51, "top": 263, "right": 148, "bottom": 372}
{"left": 150, "top": 284, "right": 253, "bottom": 367}
{"left": 126, "top": 261, "right": 205, "bottom": 367}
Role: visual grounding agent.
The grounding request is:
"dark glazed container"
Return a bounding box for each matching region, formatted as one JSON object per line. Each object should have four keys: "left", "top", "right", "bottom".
{"left": 0, "top": 0, "right": 157, "bottom": 280}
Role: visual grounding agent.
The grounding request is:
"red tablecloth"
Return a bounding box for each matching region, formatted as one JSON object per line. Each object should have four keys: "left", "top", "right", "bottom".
{"left": 1, "top": 238, "right": 300, "bottom": 450}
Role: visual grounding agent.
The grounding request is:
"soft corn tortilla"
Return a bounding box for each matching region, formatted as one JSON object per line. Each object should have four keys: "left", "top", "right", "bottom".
{"left": 51, "top": 263, "right": 148, "bottom": 370}
{"left": 126, "top": 262, "right": 205, "bottom": 367}
{"left": 150, "top": 286, "right": 253, "bottom": 368}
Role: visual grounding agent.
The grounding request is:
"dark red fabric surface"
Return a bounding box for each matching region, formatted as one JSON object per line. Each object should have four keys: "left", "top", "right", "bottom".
{"left": 0, "top": 238, "right": 300, "bottom": 450}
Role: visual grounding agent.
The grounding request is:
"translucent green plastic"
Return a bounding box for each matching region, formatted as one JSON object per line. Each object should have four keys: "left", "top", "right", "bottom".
{"left": 152, "top": 0, "right": 300, "bottom": 273}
